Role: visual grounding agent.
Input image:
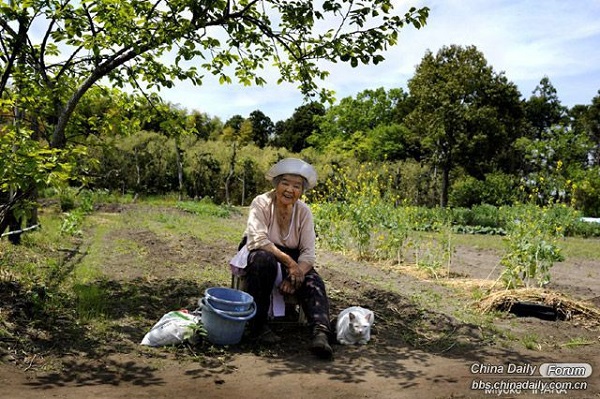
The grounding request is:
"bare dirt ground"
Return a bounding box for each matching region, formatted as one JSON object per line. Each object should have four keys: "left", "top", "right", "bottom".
{"left": 1, "top": 205, "right": 599, "bottom": 399}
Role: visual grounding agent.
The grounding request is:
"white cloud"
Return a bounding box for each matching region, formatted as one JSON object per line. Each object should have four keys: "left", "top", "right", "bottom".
{"left": 159, "top": 0, "right": 600, "bottom": 121}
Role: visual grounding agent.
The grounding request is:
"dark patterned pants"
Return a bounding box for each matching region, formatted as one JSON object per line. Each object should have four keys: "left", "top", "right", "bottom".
{"left": 243, "top": 244, "right": 332, "bottom": 336}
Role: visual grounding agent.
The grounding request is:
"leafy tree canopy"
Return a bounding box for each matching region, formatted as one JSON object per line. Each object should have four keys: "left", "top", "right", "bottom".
{"left": 309, "top": 87, "right": 414, "bottom": 159}
{"left": 1, "top": 0, "right": 427, "bottom": 235}
{"left": 273, "top": 102, "right": 325, "bottom": 152}
{"left": 0, "top": 0, "right": 429, "bottom": 148}
{"left": 248, "top": 110, "right": 274, "bottom": 148}
{"left": 524, "top": 76, "right": 568, "bottom": 139}
{"left": 406, "top": 44, "right": 524, "bottom": 206}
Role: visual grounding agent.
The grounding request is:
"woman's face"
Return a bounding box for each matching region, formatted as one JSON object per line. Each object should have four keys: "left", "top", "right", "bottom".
{"left": 275, "top": 174, "right": 304, "bottom": 207}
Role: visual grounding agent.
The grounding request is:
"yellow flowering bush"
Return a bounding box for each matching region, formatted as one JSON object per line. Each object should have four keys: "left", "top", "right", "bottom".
{"left": 312, "top": 163, "right": 453, "bottom": 272}
{"left": 500, "top": 204, "right": 565, "bottom": 288}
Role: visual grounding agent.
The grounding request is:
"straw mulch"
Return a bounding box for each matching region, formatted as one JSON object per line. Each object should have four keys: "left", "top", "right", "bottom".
{"left": 478, "top": 288, "right": 600, "bottom": 326}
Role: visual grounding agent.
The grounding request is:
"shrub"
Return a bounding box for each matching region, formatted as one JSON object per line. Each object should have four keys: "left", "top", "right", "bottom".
{"left": 450, "top": 207, "right": 474, "bottom": 226}
{"left": 568, "top": 219, "right": 600, "bottom": 238}
{"left": 449, "top": 173, "right": 519, "bottom": 208}
{"left": 59, "top": 188, "right": 77, "bottom": 212}
{"left": 499, "top": 204, "right": 567, "bottom": 289}
{"left": 449, "top": 175, "right": 484, "bottom": 207}
{"left": 471, "top": 204, "right": 502, "bottom": 228}
{"left": 481, "top": 172, "right": 519, "bottom": 205}
{"left": 571, "top": 166, "right": 600, "bottom": 217}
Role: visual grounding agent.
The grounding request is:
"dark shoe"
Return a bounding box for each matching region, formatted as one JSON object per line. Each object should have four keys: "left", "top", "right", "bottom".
{"left": 250, "top": 325, "right": 281, "bottom": 344}
{"left": 310, "top": 332, "right": 333, "bottom": 360}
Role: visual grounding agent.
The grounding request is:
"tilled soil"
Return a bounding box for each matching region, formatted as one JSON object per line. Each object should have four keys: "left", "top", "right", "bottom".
{"left": 1, "top": 205, "right": 598, "bottom": 399}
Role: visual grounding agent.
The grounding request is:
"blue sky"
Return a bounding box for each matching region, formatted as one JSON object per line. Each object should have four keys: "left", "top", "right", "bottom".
{"left": 157, "top": 0, "right": 600, "bottom": 122}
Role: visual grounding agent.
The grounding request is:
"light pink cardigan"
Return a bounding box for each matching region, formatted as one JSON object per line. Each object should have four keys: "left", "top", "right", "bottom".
{"left": 244, "top": 191, "right": 316, "bottom": 267}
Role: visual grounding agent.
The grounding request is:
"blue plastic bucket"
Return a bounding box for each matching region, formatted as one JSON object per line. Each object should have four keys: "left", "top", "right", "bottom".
{"left": 199, "top": 297, "right": 255, "bottom": 318}
{"left": 204, "top": 287, "right": 254, "bottom": 312}
{"left": 200, "top": 298, "right": 256, "bottom": 345}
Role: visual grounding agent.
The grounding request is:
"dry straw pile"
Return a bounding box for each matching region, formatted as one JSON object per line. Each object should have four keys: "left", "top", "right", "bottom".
{"left": 479, "top": 288, "right": 600, "bottom": 326}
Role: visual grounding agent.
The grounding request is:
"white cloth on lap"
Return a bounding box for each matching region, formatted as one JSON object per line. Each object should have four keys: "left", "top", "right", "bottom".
{"left": 229, "top": 245, "right": 249, "bottom": 276}
{"left": 229, "top": 246, "right": 285, "bottom": 318}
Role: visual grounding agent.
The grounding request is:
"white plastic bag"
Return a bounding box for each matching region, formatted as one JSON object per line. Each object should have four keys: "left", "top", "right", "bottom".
{"left": 140, "top": 310, "right": 200, "bottom": 347}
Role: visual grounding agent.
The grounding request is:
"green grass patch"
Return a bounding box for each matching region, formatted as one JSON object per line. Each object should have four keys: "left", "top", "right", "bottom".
{"left": 521, "top": 334, "right": 541, "bottom": 350}
{"left": 447, "top": 231, "right": 600, "bottom": 263}
{"left": 558, "top": 236, "right": 600, "bottom": 261}
{"left": 73, "top": 283, "right": 110, "bottom": 321}
{"left": 176, "top": 199, "right": 235, "bottom": 218}
{"left": 72, "top": 213, "right": 121, "bottom": 283}
{"left": 561, "top": 337, "right": 597, "bottom": 348}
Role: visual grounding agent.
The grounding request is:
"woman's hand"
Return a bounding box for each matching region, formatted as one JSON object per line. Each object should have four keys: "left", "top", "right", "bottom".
{"left": 279, "top": 279, "right": 295, "bottom": 295}
{"left": 280, "top": 261, "right": 305, "bottom": 294}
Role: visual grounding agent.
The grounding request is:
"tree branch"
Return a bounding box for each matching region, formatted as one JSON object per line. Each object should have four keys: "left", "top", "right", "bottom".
{"left": 0, "top": 15, "right": 28, "bottom": 96}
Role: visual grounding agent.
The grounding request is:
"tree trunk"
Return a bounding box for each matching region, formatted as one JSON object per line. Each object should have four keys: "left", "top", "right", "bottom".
{"left": 439, "top": 141, "right": 452, "bottom": 208}
{"left": 0, "top": 189, "right": 24, "bottom": 244}
{"left": 0, "top": 16, "right": 28, "bottom": 96}
{"left": 238, "top": 174, "right": 245, "bottom": 206}
{"left": 440, "top": 164, "right": 449, "bottom": 208}
{"left": 175, "top": 140, "right": 184, "bottom": 201}
{"left": 224, "top": 142, "right": 237, "bottom": 205}
{"left": 28, "top": 186, "right": 39, "bottom": 227}
{"left": 51, "top": 48, "right": 144, "bottom": 149}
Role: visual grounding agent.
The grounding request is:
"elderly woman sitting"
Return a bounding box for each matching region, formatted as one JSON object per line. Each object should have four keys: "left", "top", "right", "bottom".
{"left": 235, "top": 158, "right": 333, "bottom": 359}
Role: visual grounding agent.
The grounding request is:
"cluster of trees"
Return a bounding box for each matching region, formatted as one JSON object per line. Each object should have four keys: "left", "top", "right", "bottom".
{"left": 306, "top": 47, "right": 600, "bottom": 212}
{"left": 2, "top": 1, "right": 600, "bottom": 245}
{"left": 1, "top": 0, "right": 428, "bottom": 242}
{"left": 79, "top": 45, "right": 600, "bottom": 218}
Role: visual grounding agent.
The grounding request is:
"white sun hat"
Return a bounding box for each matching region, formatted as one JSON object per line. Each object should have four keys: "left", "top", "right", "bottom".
{"left": 265, "top": 158, "right": 318, "bottom": 189}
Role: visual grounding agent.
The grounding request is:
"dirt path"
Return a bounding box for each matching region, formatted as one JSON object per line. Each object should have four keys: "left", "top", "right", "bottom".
{"left": 1, "top": 206, "right": 599, "bottom": 399}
